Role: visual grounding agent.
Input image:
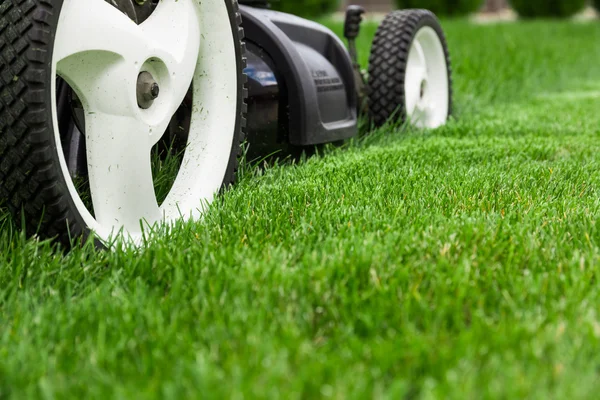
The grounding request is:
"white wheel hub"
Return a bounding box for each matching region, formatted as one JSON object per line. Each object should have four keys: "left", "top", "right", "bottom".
{"left": 405, "top": 26, "right": 450, "bottom": 129}
{"left": 50, "top": 0, "right": 239, "bottom": 244}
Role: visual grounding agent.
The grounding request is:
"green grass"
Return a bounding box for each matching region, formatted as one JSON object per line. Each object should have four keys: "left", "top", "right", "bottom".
{"left": 2, "top": 19, "right": 600, "bottom": 398}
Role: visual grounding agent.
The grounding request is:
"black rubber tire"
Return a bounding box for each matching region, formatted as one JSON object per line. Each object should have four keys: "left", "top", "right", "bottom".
{"left": 0, "top": 0, "right": 247, "bottom": 248}
{"left": 367, "top": 9, "right": 452, "bottom": 127}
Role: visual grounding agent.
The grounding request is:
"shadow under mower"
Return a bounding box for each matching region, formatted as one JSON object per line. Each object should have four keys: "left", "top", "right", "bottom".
{"left": 0, "top": 0, "right": 452, "bottom": 247}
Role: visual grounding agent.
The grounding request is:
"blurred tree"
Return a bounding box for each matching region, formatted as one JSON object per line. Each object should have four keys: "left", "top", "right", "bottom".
{"left": 510, "top": 0, "right": 587, "bottom": 17}
{"left": 393, "top": 0, "right": 483, "bottom": 16}
{"left": 337, "top": 0, "right": 514, "bottom": 13}
{"left": 338, "top": 0, "right": 394, "bottom": 12}
{"left": 270, "top": 0, "right": 340, "bottom": 18}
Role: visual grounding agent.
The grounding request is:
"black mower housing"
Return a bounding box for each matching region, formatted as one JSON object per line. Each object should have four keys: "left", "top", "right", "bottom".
{"left": 240, "top": 6, "right": 359, "bottom": 159}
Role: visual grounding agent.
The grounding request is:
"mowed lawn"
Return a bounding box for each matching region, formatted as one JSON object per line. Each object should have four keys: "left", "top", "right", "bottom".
{"left": 2, "top": 19, "right": 600, "bottom": 399}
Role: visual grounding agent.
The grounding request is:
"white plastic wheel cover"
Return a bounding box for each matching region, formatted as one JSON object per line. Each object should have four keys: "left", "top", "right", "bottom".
{"left": 50, "top": 0, "right": 239, "bottom": 244}
{"left": 404, "top": 26, "right": 449, "bottom": 129}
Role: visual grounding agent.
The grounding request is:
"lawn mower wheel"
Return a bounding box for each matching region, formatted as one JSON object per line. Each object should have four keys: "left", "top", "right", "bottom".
{"left": 368, "top": 9, "right": 452, "bottom": 128}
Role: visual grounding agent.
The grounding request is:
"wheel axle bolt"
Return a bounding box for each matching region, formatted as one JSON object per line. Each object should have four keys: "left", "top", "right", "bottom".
{"left": 137, "top": 71, "right": 160, "bottom": 109}
{"left": 150, "top": 83, "right": 160, "bottom": 99}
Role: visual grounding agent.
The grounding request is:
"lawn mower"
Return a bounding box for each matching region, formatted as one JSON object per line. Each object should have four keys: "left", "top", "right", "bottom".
{"left": 0, "top": 0, "right": 452, "bottom": 247}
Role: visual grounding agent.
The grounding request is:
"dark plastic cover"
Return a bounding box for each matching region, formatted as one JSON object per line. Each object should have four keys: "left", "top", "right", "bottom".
{"left": 240, "top": 6, "right": 358, "bottom": 146}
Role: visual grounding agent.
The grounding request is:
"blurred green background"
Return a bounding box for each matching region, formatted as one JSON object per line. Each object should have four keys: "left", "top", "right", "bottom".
{"left": 269, "top": 0, "right": 597, "bottom": 18}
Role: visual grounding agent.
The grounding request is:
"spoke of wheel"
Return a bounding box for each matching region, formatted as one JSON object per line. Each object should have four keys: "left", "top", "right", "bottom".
{"left": 85, "top": 112, "right": 160, "bottom": 232}
{"left": 405, "top": 40, "right": 428, "bottom": 117}
{"left": 140, "top": 0, "right": 201, "bottom": 141}
{"left": 413, "top": 102, "right": 436, "bottom": 128}
{"left": 54, "top": 0, "right": 145, "bottom": 69}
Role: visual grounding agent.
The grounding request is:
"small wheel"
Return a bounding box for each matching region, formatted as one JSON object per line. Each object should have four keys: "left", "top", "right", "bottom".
{"left": 368, "top": 9, "right": 452, "bottom": 128}
{"left": 0, "top": 0, "right": 247, "bottom": 247}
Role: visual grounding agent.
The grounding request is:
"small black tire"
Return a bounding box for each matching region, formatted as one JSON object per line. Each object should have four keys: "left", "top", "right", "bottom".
{"left": 0, "top": 0, "right": 247, "bottom": 248}
{"left": 367, "top": 9, "right": 453, "bottom": 128}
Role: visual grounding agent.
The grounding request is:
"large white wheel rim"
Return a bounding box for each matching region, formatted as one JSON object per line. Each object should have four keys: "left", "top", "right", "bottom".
{"left": 405, "top": 26, "right": 449, "bottom": 129}
{"left": 50, "top": 0, "right": 239, "bottom": 243}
